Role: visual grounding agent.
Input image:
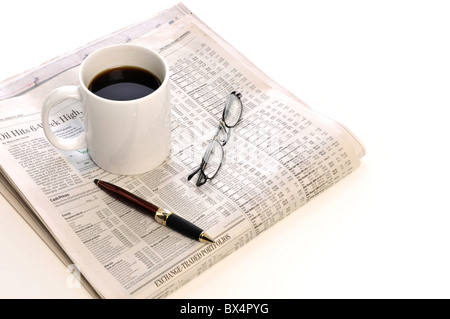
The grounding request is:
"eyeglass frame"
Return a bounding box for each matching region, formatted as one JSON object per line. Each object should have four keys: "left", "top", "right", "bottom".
{"left": 187, "top": 91, "right": 243, "bottom": 186}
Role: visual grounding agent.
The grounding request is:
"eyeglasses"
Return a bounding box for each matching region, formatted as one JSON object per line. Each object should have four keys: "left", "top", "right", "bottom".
{"left": 188, "top": 91, "right": 243, "bottom": 186}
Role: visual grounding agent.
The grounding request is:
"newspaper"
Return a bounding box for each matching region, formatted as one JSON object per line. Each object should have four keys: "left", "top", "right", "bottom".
{"left": 0, "top": 3, "right": 365, "bottom": 298}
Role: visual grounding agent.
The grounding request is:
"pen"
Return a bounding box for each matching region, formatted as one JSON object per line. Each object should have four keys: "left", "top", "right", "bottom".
{"left": 94, "top": 179, "right": 215, "bottom": 244}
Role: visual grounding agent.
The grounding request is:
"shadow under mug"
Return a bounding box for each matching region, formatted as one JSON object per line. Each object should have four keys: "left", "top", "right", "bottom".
{"left": 41, "top": 44, "right": 171, "bottom": 175}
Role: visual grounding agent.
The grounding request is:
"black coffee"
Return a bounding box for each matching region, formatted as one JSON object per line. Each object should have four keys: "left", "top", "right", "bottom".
{"left": 88, "top": 66, "right": 161, "bottom": 101}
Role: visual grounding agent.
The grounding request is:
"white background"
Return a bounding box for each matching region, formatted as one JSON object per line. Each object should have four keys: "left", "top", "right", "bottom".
{"left": 1, "top": 0, "right": 449, "bottom": 298}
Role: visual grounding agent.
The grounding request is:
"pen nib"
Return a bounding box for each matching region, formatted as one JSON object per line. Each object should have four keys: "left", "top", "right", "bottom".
{"left": 199, "top": 232, "right": 215, "bottom": 244}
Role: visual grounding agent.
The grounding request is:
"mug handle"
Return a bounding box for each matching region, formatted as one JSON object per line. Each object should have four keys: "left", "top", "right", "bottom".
{"left": 41, "top": 86, "right": 87, "bottom": 151}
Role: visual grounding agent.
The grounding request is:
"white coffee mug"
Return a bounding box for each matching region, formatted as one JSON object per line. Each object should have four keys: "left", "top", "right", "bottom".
{"left": 41, "top": 44, "right": 171, "bottom": 175}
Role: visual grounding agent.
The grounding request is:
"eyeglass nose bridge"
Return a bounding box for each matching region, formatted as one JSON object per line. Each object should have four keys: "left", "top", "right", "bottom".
{"left": 214, "top": 120, "right": 232, "bottom": 146}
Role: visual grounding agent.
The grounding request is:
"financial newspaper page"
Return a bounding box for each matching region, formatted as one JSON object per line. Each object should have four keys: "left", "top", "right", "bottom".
{"left": 0, "top": 4, "right": 365, "bottom": 298}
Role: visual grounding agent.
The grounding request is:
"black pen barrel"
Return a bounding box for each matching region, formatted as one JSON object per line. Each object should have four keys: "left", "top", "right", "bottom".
{"left": 165, "top": 213, "right": 203, "bottom": 241}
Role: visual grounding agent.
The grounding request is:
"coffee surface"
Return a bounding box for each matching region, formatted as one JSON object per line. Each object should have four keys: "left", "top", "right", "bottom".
{"left": 88, "top": 66, "right": 161, "bottom": 101}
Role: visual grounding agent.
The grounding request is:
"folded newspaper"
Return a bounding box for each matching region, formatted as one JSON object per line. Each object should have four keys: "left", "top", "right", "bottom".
{"left": 0, "top": 3, "right": 365, "bottom": 298}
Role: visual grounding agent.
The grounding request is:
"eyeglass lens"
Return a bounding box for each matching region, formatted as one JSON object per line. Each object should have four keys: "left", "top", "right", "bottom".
{"left": 202, "top": 140, "right": 223, "bottom": 178}
{"left": 222, "top": 93, "right": 242, "bottom": 128}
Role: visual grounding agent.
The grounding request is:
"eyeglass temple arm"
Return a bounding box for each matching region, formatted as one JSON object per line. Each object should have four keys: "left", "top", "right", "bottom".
{"left": 196, "top": 170, "right": 208, "bottom": 186}
{"left": 187, "top": 166, "right": 208, "bottom": 186}
{"left": 187, "top": 143, "right": 214, "bottom": 182}
{"left": 187, "top": 166, "right": 201, "bottom": 181}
